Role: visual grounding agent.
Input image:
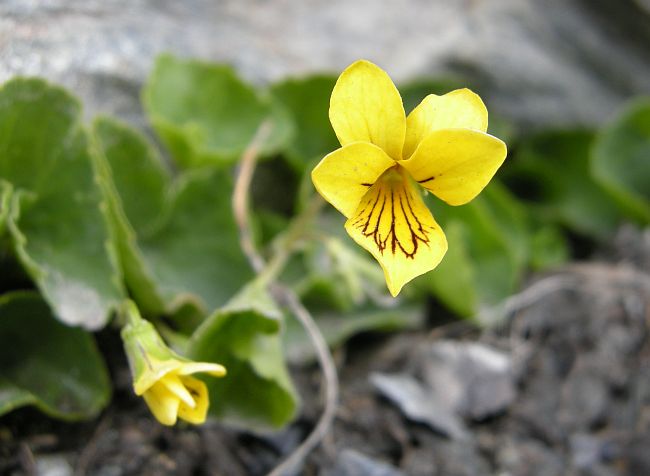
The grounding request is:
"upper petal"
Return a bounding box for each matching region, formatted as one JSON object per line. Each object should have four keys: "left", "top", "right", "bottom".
{"left": 133, "top": 358, "right": 183, "bottom": 395}
{"left": 329, "top": 60, "right": 406, "bottom": 160}
{"left": 403, "top": 89, "right": 488, "bottom": 159}
{"left": 401, "top": 129, "right": 507, "bottom": 206}
{"left": 312, "top": 142, "right": 396, "bottom": 218}
{"left": 178, "top": 361, "right": 227, "bottom": 377}
{"left": 344, "top": 168, "right": 448, "bottom": 297}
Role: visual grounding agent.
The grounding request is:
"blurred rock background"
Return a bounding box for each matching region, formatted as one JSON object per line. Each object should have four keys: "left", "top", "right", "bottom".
{"left": 1, "top": 0, "right": 649, "bottom": 130}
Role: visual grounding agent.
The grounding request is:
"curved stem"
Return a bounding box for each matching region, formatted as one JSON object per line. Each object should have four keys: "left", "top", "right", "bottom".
{"left": 233, "top": 121, "right": 271, "bottom": 274}
{"left": 267, "top": 284, "right": 339, "bottom": 476}
{"left": 232, "top": 122, "right": 339, "bottom": 476}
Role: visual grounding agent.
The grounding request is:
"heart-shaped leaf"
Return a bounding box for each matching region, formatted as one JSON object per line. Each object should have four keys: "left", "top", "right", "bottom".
{"left": 592, "top": 98, "right": 650, "bottom": 224}
{"left": 92, "top": 117, "right": 252, "bottom": 317}
{"left": 188, "top": 281, "right": 298, "bottom": 429}
{"left": 0, "top": 78, "right": 123, "bottom": 329}
{"left": 270, "top": 75, "right": 339, "bottom": 171}
{"left": 0, "top": 292, "right": 111, "bottom": 420}
{"left": 507, "top": 129, "right": 621, "bottom": 238}
{"left": 143, "top": 54, "right": 293, "bottom": 168}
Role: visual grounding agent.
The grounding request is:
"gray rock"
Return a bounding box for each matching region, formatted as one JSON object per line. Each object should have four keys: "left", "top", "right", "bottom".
{"left": 623, "top": 433, "right": 650, "bottom": 476}
{"left": 34, "top": 454, "right": 73, "bottom": 476}
{"left": 610, "top": 225, "right": 650, "bottom": 270}
{"left": 1, "top": 0, "right": 649, "bottom": 132}
{"left": 570, "top": 433, "right": 619, "bottom": 471}
{"left": 371, "top": 341, "right": 515, "bottom": 441}
{"left": 322, "top": 449, "right": 404, "bottom": 476}
{"left": 370, "top": 372, "right": 468, "bottom": 440}
{"left": 497, "top": 437, "right": 565, "bottom": 476}
{"left": 559, "top": 367, "right": 609, "bottom": 432}
{"left": 428, "top": 439, "right": 491, "bottom": 476}
{"left": 417, "top": 341, "right": 516, "bottom": 421}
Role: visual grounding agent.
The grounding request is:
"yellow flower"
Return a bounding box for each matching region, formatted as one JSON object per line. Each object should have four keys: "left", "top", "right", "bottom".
{"left": 311, "top": 60, "right": 507, "bottom": 296}
{"left": 121, "top": 302, "right": 226, "bottom": 426}
{"left": 134, "top": 357, "right": 226, "bottom": 426}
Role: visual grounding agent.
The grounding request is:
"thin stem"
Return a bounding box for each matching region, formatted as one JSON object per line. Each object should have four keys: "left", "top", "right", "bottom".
{"left": 120, "top": 299, "right": 142, "bottom": 328}
{"left": 267, "top": 284, "right": 339, "bottom": 476}
{"left": 233, "top": 121, "right": 272, "bottom": 274}
{"left": 232, "top": 122, "right": 339, "bottom": 476}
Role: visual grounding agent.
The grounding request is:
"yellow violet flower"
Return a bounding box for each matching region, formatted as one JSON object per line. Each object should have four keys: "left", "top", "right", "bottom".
{"left": 311, "top": 60, "right": 507, "bottom": 296}
{"left": 121, "top": 302, "right": 226, "bottom": 426}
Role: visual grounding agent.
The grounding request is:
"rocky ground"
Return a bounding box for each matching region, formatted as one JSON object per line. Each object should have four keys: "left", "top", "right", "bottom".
{"left": 1, "top": 226, "right": 649, "bottom": 475}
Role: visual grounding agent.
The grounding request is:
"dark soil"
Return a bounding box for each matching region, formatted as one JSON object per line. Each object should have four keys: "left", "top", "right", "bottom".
{"left": 2, "top": 226, "right": 650, "bottom": 476}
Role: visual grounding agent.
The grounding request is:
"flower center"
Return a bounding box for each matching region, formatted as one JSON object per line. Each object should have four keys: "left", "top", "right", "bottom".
{"left": 349, "top": 165, "right": 435, "bottom": 258}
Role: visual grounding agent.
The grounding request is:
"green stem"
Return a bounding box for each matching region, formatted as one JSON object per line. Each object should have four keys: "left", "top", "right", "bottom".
{"left": 120, "top": 299, "right": 143, "bottom": 328}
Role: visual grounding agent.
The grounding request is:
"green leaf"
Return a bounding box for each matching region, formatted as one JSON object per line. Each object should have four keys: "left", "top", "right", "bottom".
{"left": 0, "top": 292, "right": 111, "bottom": 420}
{"left": 142, "top": 169, "right": 253, "bottom": 312}
{"left": 92, "top": 117, "right": 252, "bottom": 317}
{"left": 0, "top": 184, "right": 30, "bottom": 293}
{"left": 0, "top": 379, "right": 34, "bottom": 416}
{"left": 143, "top": 54, "right": 293, "bottom": 168}
{"left": 284, "top": 305, "right": 424, "bottom": 364}
{"left": 270, "top": 75, "right": 339, "bottom": 171}
{"left": 294, "top": 236, "right": 385, "bottom": 312}
{"left": 0, "top": 78, "right": 123, "bottom": 329}
{"left": 529, "top": 225, "right": 569, "bottom": 271}
{"left": 91, "top": 117, "right": 169, "bottom": 315}
{"left": 508, "top": 129, "right": 621, "bottom": 238}
{"left": 487, "top": 114, "right": 517, "bottom": 146}
{"left": 0, "top": 180, "right": 12, "bottom": 237}
{"left": 473, "top": 181, "right": 530, "bottom": 269}
{"left": 424, "top": 185, "right": 523, "bottom": 316}
{"left": 250, "top": 157, "right": 300, "bottom": 219}
{"left": 416, "top": 222, "right": 477, "bottom": 317}
{"left": 592, "top": 98, "right": 650, "bottom": 224}
{"left": 188, "top": 281, "right": 298, "bottom": 429}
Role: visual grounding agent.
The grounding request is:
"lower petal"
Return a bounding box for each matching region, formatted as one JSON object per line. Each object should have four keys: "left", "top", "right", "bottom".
{"left": 161, "top": 373, "right": 196, "bottom": 408}
{"left": 177, "top": 376, "right": 210, "bottom": 424}
{"left": 345, "top": 167, "right": 447, "bottom": 296}
{"left": 142, "top": 381, "right": 181, "bottom": 426}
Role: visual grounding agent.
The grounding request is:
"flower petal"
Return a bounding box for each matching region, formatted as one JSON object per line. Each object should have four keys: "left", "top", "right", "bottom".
{"left": 177, "top": 376, "right": 210, "bottom": 424}
{"left": 401, "top": 129, "right": 507, "bottom": 206}
{"left": 178, "top": 362, "right": 227, "bottom": 377}
{"left": 329, "top": 60, "right": 406, "bottom": 160}
{"left": 142, "top": 381, "right": 181, "bottom": 426}
{"left": 344, "top": 168, "right": 448, "bottom": 296}
{"left": 312, "top": 142, "right": 396, "bottom": 218}
{"left": 160, "top": 373, "right": 196, "bottom": 408}
{"left": 403, "top": 89, "right": 488, "bottom": 159}
{"left": 133, "top": 359, "right": 182, "bottom": 396}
